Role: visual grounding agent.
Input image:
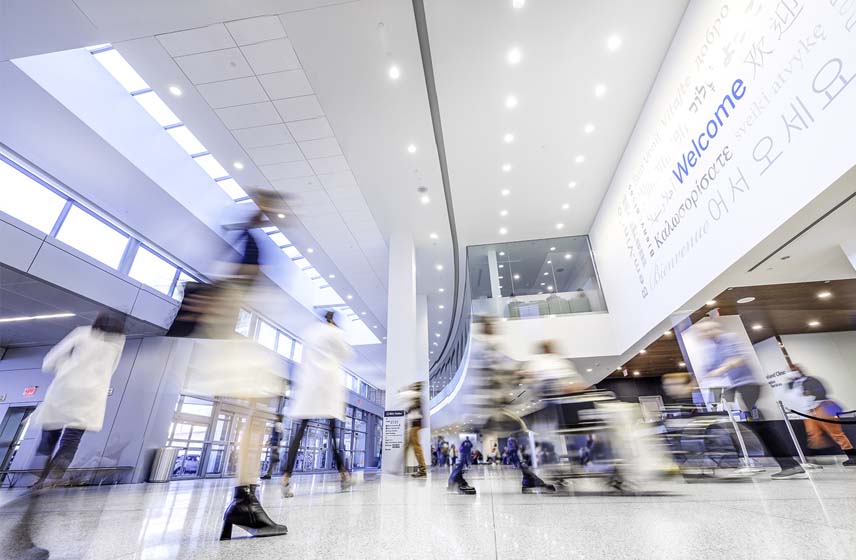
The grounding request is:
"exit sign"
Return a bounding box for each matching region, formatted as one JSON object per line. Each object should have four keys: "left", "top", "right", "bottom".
{"left": 22, "top": 386, "right": 38, "bottom": 397}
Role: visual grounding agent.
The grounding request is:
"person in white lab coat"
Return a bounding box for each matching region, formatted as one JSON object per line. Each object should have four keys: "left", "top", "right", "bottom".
{"left": 281, "top": 310, "right": 353, "bottom": 498}
{"left": 31, "top": 311, "right": 126, "bottom": 487}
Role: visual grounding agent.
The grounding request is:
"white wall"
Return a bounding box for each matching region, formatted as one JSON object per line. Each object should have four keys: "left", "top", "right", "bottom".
{"left": 589, "top": 1, "right": 856, "bottom": 356}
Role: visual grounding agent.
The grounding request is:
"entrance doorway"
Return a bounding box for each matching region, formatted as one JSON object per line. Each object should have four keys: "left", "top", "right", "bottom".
{"left": 0, "top": 406, "right": 36, "bottom": 484}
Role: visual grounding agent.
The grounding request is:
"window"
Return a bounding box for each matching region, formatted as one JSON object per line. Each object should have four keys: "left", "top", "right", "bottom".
{"left": 179, "top": 396, "right": 214, "bottom": 417}
{"left": 0, "top": 159, "right": 66, "bottom": 234}
{"left": 193, "top": 154, "right": 228, "bottom": 179}
{"left": 269, "top": 232, "right": 290, "bottom": 246}
{"left": 235, "top": 309, "right": 252, "bottom": 337}
{"left": 92, "top": 49, "right": 149, "bottom": 92}
{"left": 282, "top": 246, "right": 301, "bottom": 259}
{"left": 129, "top": 245, "right": 177, "bottom": 295}
{"left": 172, "top": 272, "right": 195, "bottom": 301}
{"left": 134, "top": 91, "right": 181, "bottom": 127}
{"left": 292, "top": 341, "right": 303, "bottom": 363}
{"left": 276, "top": 335, "right": 293, "bottom": 358}
{"left": 55, "top": 205, "right": 128, "bottom": 268}
{"left": 167, "top": 126, "right": 206, "bottom": 155}
{"left": 257, "top": 320, "right": 277, "bottom": 351}
{"left": 215, "top": 178, "right": 247, "bottom": 200}
{"left": 293, "top": 257, "right": 310, "bottom": 270}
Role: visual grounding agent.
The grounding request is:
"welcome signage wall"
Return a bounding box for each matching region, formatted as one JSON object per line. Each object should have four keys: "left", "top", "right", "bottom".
{"left": 591, "top": 0, "right": 856, "bottom": 351}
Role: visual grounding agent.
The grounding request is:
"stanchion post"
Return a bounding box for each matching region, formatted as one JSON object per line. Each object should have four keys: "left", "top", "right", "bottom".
{"left": 777, "top": 400, "right": 822, "bottom": 471}
{"left": 723, "top": 401, "right": 753, "bottom": 468}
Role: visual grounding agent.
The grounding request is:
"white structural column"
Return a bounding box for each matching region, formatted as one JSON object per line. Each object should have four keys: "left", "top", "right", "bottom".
{"left": 487, "top": 250, "right": 502, "bottom": 298}
{"left": 383, "top": 232, "right": 429, "bottom": 474}
{"left": 412, "top": 294, "right": 430, "bottom": 467}
{"left": 841, "top": 241, "right": 856, "bottom": 272}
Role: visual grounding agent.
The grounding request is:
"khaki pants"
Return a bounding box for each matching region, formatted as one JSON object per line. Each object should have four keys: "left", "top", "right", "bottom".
{"left": 805, "top": 406, "right": 854, "bottom": 451}
{"left": 406, "top": 426, "right": 427, "bottom": 472}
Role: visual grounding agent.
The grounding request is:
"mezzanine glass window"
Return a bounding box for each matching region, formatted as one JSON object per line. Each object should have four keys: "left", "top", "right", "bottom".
{"left": 55, "top": 205, "right": 128, "bottom": 269}
{"left": 0, "top": 159, "right": 66, "bottom": 234}
{"left": 129, "top": 245, "right": 178, "bottom": 295}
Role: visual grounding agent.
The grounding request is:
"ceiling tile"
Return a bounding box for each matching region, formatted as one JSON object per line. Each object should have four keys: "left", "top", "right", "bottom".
{"left": 247, "top": 143, "right": 305, "bottom": 166}
{"left": 174, "top": 48, "right": 253, "bottom": 84}
{"left": 317, "top": 171, "right": 357, "bottom": 189}
{"left": 240, "top": 38, "right": 300, "bottom": 75}
{"left": 273, "top": 95, "right": 324, "bottom": 121}
{"left": 259, "top": 70, "right": 313, "bottom": 100}
{"left": 308, "top": 155, "right": 349, "bottom": 175}
{"left": 157, "top": 24, "right": 235, "bottom": 57}
{"left": 216, "top": 102, "right": 281, "bottom": 129}
{"left": 225, "top": 16, "right": 287, "bottom": 46}
{"left": 292, "top": 203, "right": 338, "bottom": 217}
{"left": 259, "top": 160, "right": 314, "bottom": 181}
{"left": 299, "top": 138, "right": 342, "bottom": 159}
{"left": 232, "top": 123, "right": 294, "bottom": 149}
{"left": 270, "top": 177, "right": 322, "bottom": 195}
{"left": 289, "top": 190, "right": 334, "bottom": 207}
{"left": 286, "top": 117, "right": 333, "bottom": 141}
{"left": 196, "top": 77, "right": 269, "bottom": 109}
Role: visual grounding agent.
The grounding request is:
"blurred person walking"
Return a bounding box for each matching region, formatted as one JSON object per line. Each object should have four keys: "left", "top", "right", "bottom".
{"left": 400, "top": 381, "right": 428, "bottom": 477}
{"left": 31, "top": 311, "right": 126, "bottom": 488}
{"left": 459, "top": 436, "right": 473, "bottom": 471}
{"left": 449, "top": 439, "right": 458, "bottom": 466}
{"left": 696, "top": 320, "right": 806, "bottom": 479}
{"left": 260, "top": 415, "right": 284, "bottom": 480}
{"left": 281, "top": 310, "right": 354, "bottom": 498}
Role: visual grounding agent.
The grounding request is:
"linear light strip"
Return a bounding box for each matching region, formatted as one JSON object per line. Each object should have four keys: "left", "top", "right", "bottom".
{"left": 0, "top": 312, "right": 76, "bottom": 323}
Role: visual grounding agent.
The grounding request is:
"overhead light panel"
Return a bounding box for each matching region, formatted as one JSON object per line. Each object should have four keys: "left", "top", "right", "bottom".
{"left": 502, "top": 163, "right": 512, "bottom": 172}
{"left": 407, "top": 144, "right": 417, "bottom": 154}
{"left": 503, "top": 133, "right": 515, "bottom": 143}
{"left": 500, "top": 210, "right": 508, "bottom": 217}
{"left": 499, "top": 227, "right": 508, "bottom": 235}
{"left": 555, "top": 223, "right": 564, "bottom": 230}
{"left": 0, "top": 312, "right": 76, "bottom": 323}
{"left": 505, "top": 95, "right": 518, "bottom": 109}
{"left": 388, "top": 65, "right": 401, "bottom": 80}
{"left": 606, "top": 34, "right": 623, "bottom": 51}
{"left": 168, "top": 85, "right": 182, "bottom": 96}
{"left": 429, "top": 232, "right": 438, "bottom": 240}
{"left": 594, "top": 84, "right": 607, "bottom": 97}
{"left": 817, "top": 291, "right": 832, "bottom": 299}
{"left": 436, "top": 264, "right": 444, "bottom": 271}
{"left": 584, "top": 123, "right": 595, "bottom": 134}
{"left": 420, "top": 195, "right": 430, "bottom": 204}
{"left": 501, "top": 189, "right": 511, "bottom": 196}
{"left": 233, "top": 161, "right": 244, "bottom": 170}
{"left": 507, "top": 47, "right": 522, "bottom": 65}
{"left": 574, "top": 155, "right": 585, "bottom": 164}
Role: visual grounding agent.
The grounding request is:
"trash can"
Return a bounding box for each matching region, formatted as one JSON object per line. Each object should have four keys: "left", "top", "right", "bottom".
{"left": 148, "top": 447, "right": 179, "bottom": 483}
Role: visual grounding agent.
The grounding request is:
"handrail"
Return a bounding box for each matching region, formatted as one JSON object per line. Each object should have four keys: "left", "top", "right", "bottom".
{"left": 428, "top": 275, "right": 471, "bottom": 399}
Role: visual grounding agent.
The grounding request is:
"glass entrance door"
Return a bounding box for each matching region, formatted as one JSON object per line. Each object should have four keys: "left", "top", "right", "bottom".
{"left": 203, "top": 410, "right": 234, "bottom": 477}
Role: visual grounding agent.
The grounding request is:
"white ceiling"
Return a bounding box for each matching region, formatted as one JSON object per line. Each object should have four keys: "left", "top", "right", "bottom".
{"left": 424, "top": 0, "right": 689, "bottom": 246}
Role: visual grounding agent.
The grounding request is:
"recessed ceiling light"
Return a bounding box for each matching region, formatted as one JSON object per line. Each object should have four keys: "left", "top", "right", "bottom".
{"left": 361, "top": 312, "right": 367, "bottom": 316}
{"left": 499, "top": 227, "right": 508, "bottom": 235}
{"left": 500, "top": 209, "right": 508, "bottom": 217}
{"left": 499, "top": 264, "right": 505, "bottom": 268}
{"left": 420, "top": 195, "right": 430, "bottom": 204}
{"left": 663, "top": 330, "right": 672, "bottom": 336}
{"left": 546, "top": 260, "right": 552, "bottom": 264}
{"left": 407, "top": 144, "right": 417, "bottom": 153}
{"left": 547, "top": 285, "right": 553, "bottom": 291}
{"left": 568, "top": 181, "right": 577, "bottom": 189}
{"left": 501, "top": 188, "right": 511, "bottom": 196}
{"left": 817, "top": 291, "right": 832, "bottom": 299}
{"left": 751, "top": 324, "right": 763, "bottom": 330}
{"left": 499, "top": 251, "right": 505, "bottom": 256}
{"left": 328, "top": 274, "right": 335, "bottom": 279}
{"left": 512, "top": 0, "right": 525, "bottom": 9}
{"left": 574, "top": 155, "right": 585, "bottom": 164}
{"left": 168, "top": 85, "right": 183, "bottom": 96}
{"left": 555, "top": 223, "right": 564, "bottom": 230}
{"left": 501, "top": 163, "right": 512, "bottom": 172}
{"left": 606, "top": 34, "right": 623, "bottom": 51}
{"left": 736, "top": 296, "right": 756, "bottom": 304}
{"left": 594, "top": 84, "right": 607, "bottom": 97}
{"left": 436, "top": 264, "right": 444, "bottom": 271}
{"left": 0, "top": 312, "right": 75, "bottom": 323}
{"left": 584, "top": 123, "right": 595, "bottom": 134}
{"left": 498, "top": 285, "right": 503, "bottom": 289}
{"left": 706, "top": 300, "right": 716, "bottom": 306}
{"left": 373, "top": 325, "right": 378, "bottom": 329}
{"left": 561, "top": 203, "right": 569, "bottom": 210}
{"left": 438, "top": 305, "right": 445, "bottom": 309}
{"left": 277, "top": 213, "right": 285, "bottom": 218}
{"left": 543, "top": 272, "right": 549, "bottom": 276}
{"left": 389, "top": 65, "right": 401, "bottom": 80}
{"left": 429, "top": 232, "right": 438, "bottom": 240}
{"left": 513, "top": 274, "right": 520, "bottom": 280}
{"left": 564, "top": 253, "right": 572, "bottom": 260}
{"left": 438, "top": 320, "right": 443, "bottom": 325}
{"left": 633, "top": 371, "right": 640, "bottom": 376}
{"left": 433, "top": 342, "right": 438, "bottom": 346}
{"left": 438, "top": 288, "right": 445, "bottom": 293}
{"left": 507, "top": 47, "right": 522, "bottom": 65}
{"left": 435, "top": 333, "right": 441, "bottom": 337}
{"left": 505, "top": 95, "right": 518, "bottom": 109}
{"left": 639, "top": 349, "right": 647, "bottom": 354}
{"left": 306, "top": 247, "right": 314, "bottom": 253}
{"left": 347, "top": 294, "right": 353, "bottom": 300}
{"left": 233, "top": 161, "right": 244, "bottom": 170}
{"left": 586, "top": 368, "right": 593, "bottom": 373}
{"left": 808, "top": 320, "right": 821, "bottom": 327}
{"left": 540, "top": 282, "right": 545, "bottom": 286}
{"left": 678, "top": 361, "right": 686, "bottom": 368}
{"left": 503, "top": 133, "right": 515, "bottom": 143}
{"left": 549, "top": 246, "right": 556, "bottom": 251}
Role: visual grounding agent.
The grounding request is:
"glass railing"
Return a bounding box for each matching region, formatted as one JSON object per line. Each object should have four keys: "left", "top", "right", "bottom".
{"left": 467, "top": 235, "right": 607, "bottom": 319}
{"left": 429, "top": 277, "right": 471, "bottom": 400}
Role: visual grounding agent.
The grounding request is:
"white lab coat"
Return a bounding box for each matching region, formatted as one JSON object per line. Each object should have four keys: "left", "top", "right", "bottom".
{"left": 287, "top": 322, "right": 352, "bottom": 421}
{"left": 37, "top": 326, "right": 126, "bottom": 432}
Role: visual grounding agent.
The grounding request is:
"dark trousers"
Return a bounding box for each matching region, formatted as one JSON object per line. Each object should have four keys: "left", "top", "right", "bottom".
{"left": 723, "top": 384, "right": 799, "bottom": 470}
{"left": 284, "top": 418, "right": 345, "bottom": 475}
{"left": 35, "top": 428, "right": 85, "bottom": 483}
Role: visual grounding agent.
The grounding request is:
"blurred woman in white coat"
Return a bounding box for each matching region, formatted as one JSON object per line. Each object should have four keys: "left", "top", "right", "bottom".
{"left": 31, "top": 311, "right": 126, "bottom": 487}
{"left": 281, "top": 310, "right": 353, "bottom": 498}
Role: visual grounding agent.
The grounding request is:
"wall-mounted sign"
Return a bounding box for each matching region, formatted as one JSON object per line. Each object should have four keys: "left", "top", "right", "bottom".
{"left": 382, "top": 410, "right": 406, "bottom": 452}
{"left": 22, "top": 386, "right": 38, "bottom": 397}
{"left": 107, "top": 387, "right": 114, "bottom": 396}
{"left": 0, "top": 394, "right": 6, "bottom": 402}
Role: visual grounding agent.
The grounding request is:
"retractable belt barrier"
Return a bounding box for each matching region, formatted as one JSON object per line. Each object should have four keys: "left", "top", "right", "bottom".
{"left": 783, "top": 408, "right": 856, "bottom": 425}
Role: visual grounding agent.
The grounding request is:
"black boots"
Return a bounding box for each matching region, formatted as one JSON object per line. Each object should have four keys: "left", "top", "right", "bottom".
{"left": 843, "top": 449, "right": 856, "bottom": 467}
{"left": 448, "top": 478, "right": 476, "bottom": 495}
{"left": 220, "top": 485, "right": 287, "bottom": 541}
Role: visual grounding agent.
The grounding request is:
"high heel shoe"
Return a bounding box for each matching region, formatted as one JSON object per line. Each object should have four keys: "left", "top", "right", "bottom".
{"left": 220, "top": 485, "right": 287, "bottom": 541}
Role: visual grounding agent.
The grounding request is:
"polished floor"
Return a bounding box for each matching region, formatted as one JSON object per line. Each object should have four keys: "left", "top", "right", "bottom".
{"left": 1, "top": 463, "right": 856, "bottom": 559}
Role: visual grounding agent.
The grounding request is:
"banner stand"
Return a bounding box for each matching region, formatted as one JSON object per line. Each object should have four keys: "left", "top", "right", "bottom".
{"left": 777, "top": 401, "right": 822, "bottom": 471}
